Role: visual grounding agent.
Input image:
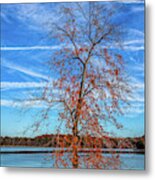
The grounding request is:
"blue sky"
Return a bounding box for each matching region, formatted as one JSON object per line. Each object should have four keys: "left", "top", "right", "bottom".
{"left": 0, "top": 0, "right": 145, "bottom": 138}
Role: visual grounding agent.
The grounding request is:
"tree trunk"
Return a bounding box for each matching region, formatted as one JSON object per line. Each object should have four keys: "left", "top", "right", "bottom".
{"left": 72, "top": 121, "right": 79, "bottom": 168}
{"left": 72, "top": 64, "right": 87, "bottom": 168}
{"left": 72, "top": 140, "right": 79, "bottom": 168}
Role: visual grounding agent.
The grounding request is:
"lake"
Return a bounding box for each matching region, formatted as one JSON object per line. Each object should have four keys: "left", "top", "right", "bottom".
{"left": 0, "top": 147, "right": 145, "bottom": 170}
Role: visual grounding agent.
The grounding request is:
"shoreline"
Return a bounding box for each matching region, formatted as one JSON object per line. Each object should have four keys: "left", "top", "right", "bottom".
{"left": 0, "top": 147, "right": 145, "bottom": 154}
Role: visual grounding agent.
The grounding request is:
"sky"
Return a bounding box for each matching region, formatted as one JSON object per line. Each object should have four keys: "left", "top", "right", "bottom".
{"left": 0, "top": 0, "right": 145, "bottom": 138}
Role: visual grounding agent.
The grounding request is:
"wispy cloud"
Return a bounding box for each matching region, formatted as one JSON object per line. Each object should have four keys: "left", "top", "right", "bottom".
{"left": 0, "top": 11, "right": 12, "bottom": 24}
{"left": 1, "top": 45, "right": 63, "bottom": 51}
{"left": 123, "top": 39, "right": 144, "bottom": 46}
{"left": 15, "top": 3, "right": 61, "bottom": 33}
{"left": 112, "top": 0, "right": 144, "bottom": 4}
{"left": 1, "top": 82, "right": 47, "bottom": 89}
{"left": 1, "top": 42, "right": 144, "bottom": 52}
{"left": 127, "top": 95, "right": 144, "bottom": 103}
{"left": 128, "top": 28, "right": 144, "bottom": 38}
{"left": 2, "top": 60, "right": 49, "bottom": 81}
{"left": 123, "top": 45, "right": 144, "bottom": 51}
{"left": 130, "top": 76, "right": 144, "bottom": 88}
{"left": 131, "top": 63, "right": 144, "bottom": 72}
{"left": 1, "top": 99, "right": 64, "bottom": 110}
{"left": 131, "top": 6, "right": 144, "bottom": 12}
{"left": 1, "top": 1, "right": 144, "bottom": 35}
{"left": 1, "top": 99, "right": 45, "bottom": 108}
{"left": 119, "top": 28, "right": 144, "bottom": 51}
{"left": 1, "top": 3, "right": 61, "bottom": 33}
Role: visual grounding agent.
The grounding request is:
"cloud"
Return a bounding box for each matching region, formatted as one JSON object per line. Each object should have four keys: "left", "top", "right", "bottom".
{"left": 1, "top": 3, "right": 62, "bottom": 33}
{"left": 14, "top": 3, "right": 61, "bottom": 33}
{"left": 127, "top": 95, "right": 144, "bottom": 103}
{"left": 123, "top": 102, "right": 144, "bottom": 117}
{"left": 123, "top": 39, "right": 144, "bottom": 46}
{"left": 1, "top": 1, "right": 144, "bottom": 35}
{"left": 0, "top": 11, "right": 12, "bottom": 24}
{"left": 130, "top": 76, "right": 144, "bottom": 88}
{"left": 2, "top": 60, "right": 49, "bottom": 81}
{"left": 1, "top": 82, "right": 47, "bottom": 89}
{"left": 128, "top": 29, "right": 144, "bottom": 38}
{"left": 1, "top": 45, "right": 63, "bottom": 51}
{"left": 131, "top": 6, "right": 144, "bottom": 12}
{"left": 132, "top": 63, "right": 144, "bottom": 72}
{"left": 123, "top": 45, "right": 144, "bottom": 51}
{"left": 1, "top": 99, "right": 64, "bottom": 110}
{"left": 1, "top": 44, "right": 144, "bottom": 53}
{"left": 1, "top": 99, "right": 45, "bottom": 108}
{"left": 119, "top": 29, "right": 144, "bottom": 51}
{"left": 112, "top": 0, "right": 144, "bottom": 3}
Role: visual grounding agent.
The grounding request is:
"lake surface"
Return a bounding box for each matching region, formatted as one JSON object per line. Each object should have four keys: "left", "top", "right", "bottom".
{"left": 0, "top": 147, "right": 145, "bottom": 170}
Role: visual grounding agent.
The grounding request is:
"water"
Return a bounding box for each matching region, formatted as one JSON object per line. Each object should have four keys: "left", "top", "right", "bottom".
{"left": 0, "top": 147, "right": 145, "bottom": 170}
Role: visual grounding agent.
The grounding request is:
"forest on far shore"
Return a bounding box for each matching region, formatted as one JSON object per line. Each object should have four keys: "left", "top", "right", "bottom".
{"left": 0, "top": 134, "right": 145, "bottom": 150}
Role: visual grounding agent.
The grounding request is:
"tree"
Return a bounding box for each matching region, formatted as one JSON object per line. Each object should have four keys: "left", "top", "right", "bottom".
{"left": 31, "top": 2, "right": 131, "bottom": 169}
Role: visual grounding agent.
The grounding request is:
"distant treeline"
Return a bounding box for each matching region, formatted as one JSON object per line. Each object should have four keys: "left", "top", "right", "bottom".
{"left": 0, "top": 134, "right": 145, "bottom": 150}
